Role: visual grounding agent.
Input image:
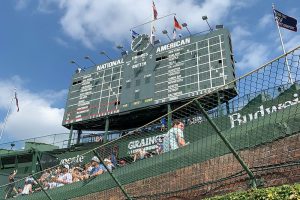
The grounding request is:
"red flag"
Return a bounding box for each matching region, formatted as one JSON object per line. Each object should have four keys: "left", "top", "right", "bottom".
{"left": 174, "top": 16, "right": 182, "bottom": 30}
{"left": 152, "top": 1, "right": 158, "bottom": 20}
{"left": 15, "top": 92, "right": 19, "bottom": 112}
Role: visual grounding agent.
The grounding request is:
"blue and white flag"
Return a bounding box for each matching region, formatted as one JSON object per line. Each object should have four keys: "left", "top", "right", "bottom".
{"left": 274, "top": 9, "right": 297, "bottom": 32}
{"left": 131, "top": 30, "right": 139, "bottom": 39}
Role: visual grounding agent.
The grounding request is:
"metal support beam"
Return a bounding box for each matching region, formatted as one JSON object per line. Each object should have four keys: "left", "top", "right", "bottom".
{"left": 226, "top": 101, "right": 230, "bottom": 115}
{"left": 167, "top": 104, "right": 172, "bottom": 130}
{"left": 194, "top": 99, "right": 257, "bottom": 188}
{"left": 31, "top": 149, "right": 37, "bottom": 173}
{"left": 67, "top": 125, "right": 73, "bottom": 148}
{"left": 104, "top": 117, "right": 109, "bottom": 143}
{"left": 93, "top": 150, "right": 132, "bottom": 200}
{"left": 77, "top": 130, "right": 82, "bottom": 144}
{"left": 32, "top": 175, "right": 53, "bottom": 200}
{"left": 217, "top": 92, "right": 222, "bottom": 116}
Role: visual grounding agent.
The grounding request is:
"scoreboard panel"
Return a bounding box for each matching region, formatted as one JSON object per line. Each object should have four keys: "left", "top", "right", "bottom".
{"left": 63, "top": 28, "right": 236, "bottom": 130}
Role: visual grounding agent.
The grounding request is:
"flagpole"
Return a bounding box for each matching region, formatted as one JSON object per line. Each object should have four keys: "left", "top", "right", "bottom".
{"left": 272, "top": 3, "right": 293, "bottom": 84}
{"left": 130, "top": 13, "right": 175, "bottom": 30}
{"left": 0, "top": 89, "right": 15, "bottom": 141}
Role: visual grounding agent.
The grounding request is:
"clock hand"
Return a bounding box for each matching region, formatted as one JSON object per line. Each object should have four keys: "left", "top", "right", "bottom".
{"left": 133, "top": 38, "right": 143, "bottom": 50}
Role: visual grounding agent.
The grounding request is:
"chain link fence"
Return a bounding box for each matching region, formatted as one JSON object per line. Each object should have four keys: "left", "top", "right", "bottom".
{"left": 1, "top": 45, "right": 300, "bottom": 199}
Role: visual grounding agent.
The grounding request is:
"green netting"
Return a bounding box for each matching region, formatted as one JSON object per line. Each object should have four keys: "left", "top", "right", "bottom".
{"left": 1, "top": 45, "right": 300, "bottom": 200}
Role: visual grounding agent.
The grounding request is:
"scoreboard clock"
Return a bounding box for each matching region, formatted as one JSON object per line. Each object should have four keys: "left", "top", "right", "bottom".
{"left": 63, "top": 28, "right": 237, "bottom": 130}
{"left": 131, "top": 34, "right": 151, "bottom": 52}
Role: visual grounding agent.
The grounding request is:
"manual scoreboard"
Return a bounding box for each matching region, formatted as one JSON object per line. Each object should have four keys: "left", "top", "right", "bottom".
{"left": 63, "top": 28, "right": 237, "bottom": 130}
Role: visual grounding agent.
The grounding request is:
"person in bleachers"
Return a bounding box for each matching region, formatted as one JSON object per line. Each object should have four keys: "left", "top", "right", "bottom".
{"left": 47, "top": 176, "right": 58, "bottom": 189}
{"left": 72, "top": 167, "right": 84, "bottom": 182}
{"left": 163, "top": 119, "right": 186, "bottom": 152}
{"left": 21, "top": 175, "right": 37, "bottom": 195}
{"left": 104, "top": 158, "right": 114, "bottom": 172}
{"left": 89, "top": 156, "right": 106, "bottom": 177}
{"left": 160, "top": 117, "right": 167, "bottom": 131}
{"left": 133, "top": 147, "right": 147, "bottom": 162}
{"left": 95, "top": 135, "right": 103, "bottom": 143}
{"left": 56, "top": 165, "right": 72, "bottom": 187}
{"left": 4, "top": 170, "right": 18, "bottom": 199}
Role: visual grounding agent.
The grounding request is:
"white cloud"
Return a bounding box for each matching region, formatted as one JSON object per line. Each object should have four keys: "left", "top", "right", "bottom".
{"left": 0, "top": 76, "right": 68, "bottom": 142}
{"left": 53, "top": 37, "right": 70, "bottom": 48}
{"left": 231, "top": 26, "right": 251, "bottom": 51}
{"left": 258, "top": 14, "right": 273, "bottom": 29}
{"left": 236, "top": 43, "right": 270, "bottom": 70}
{"left": 281, "top": 34, "right": 300, "bottom": 52}
{"left": 55, "top": 0, "right": 235, "bottom": 48}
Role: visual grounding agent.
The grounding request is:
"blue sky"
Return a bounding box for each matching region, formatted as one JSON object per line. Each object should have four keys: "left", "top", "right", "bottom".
{"left": 0, "top": 0, "right": 299, "bottom": 144}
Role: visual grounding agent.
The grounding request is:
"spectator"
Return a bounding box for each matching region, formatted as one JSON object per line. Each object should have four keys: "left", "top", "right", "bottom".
{"left": 22, "top": 175, "right": 37, "bottom": 195}
{"left": 48, "top": 176, "right": 58, "bottom": 189}
{"left": 72, "top": 167, "right": 83, "bottom": 182}
{"left": 89, "top": 156, "right": 106, "bottom": 177}
{"left": 4, "top": 170, "right": 18, "bottom": 199}
{"left": 14, "top": 187, "right": 23, "bottom": 197}
{"left": 104, "top": 158, "right": 114, "bottom": 172}
{"left": 56, "top": 165, "right": 72, "bottom": 187}
{"left": 95, "top": 135, "right": 103, "bottom": 143}
{"left": 118, "top": 160, "right": 126, "bottom": 167}
{"left": 133, "top": 147, "right": 147, "bottom": 162}
{"left": 163, "top": 119, "right": 186, "bottom": 152}
{"left": 38, "top": 169, "right": 50, "bottom": 184}
{"left": 160, "top": 117, "right": 167, "bottom": 131}
{"left": 156, "top": 142, "right": 163, "bottom": 155}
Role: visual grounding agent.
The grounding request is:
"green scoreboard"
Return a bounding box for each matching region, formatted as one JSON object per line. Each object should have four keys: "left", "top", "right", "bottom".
{"left": 63, "top": 28, "right": 237, "bottom": 130}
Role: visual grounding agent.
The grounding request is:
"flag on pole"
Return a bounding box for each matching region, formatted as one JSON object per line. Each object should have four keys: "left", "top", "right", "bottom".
{"left": 173, "top": 28, "right": 177, "bottom": 40}
{"left": 152, "top": 1, "right": 158, "bottom": 20}
{"left": 15, "top": 92, "right": 19, "bottom": 112}
{"left": 151, "top": 25, "right": 156, "bottom": 44}
{"left": 131, "top": 30, "right": 139, "bottom": 39}
{"left": 274, "top": 9, "right": 297, "bottom": 32}
{"left": 174, "top": 16, "right": 182, "bottom": 30}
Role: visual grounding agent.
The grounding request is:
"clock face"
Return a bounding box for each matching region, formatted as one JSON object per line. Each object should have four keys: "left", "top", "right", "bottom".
{"left": 131, "top": 34, "right": 150, "bottom": 52}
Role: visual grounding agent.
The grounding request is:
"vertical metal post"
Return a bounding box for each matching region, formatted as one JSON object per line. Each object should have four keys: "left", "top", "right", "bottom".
{"left": 226, "top": 101, "right": 230, "bottom": 115}
{"left": 272, "top": 3, "right": 293, "bottom": 84}
{"left": 217, "top": 92, "right": 222, "bottom": 117}
{"left": 67, "top": 125, "right": 73, "bottom": 148}
{"left": 31, "top": 150, "right": 37, "bottom": 173}
{"left": 194, "top": 100, "right": 257, "bottom": 188}
{"left": 104, "top": 117, "right": 109, "bottom": 143}
{"left": 167, "top": 104, "right": 172, "bottom": 130}
{"left": 93, "top": 150, "right": 132, "bottom": 200}
{"left": 77, "top": 130, "right": 82, "bottom": 144}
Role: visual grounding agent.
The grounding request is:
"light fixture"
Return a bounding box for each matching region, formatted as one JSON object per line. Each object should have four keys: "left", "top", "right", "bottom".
{"left": 216, "top": 24, "right": 224, "bottom": 29}
{"left": 84, "top": 56, "right": 96, "bottom": 65}
{"left": 182, "top": 23, "right": 191, "bottom": 36}
{"left": 70, "top": 60, "right": 84, "bottom": 73}
{"left": 202, "top": 15, "right": 213, "bottom": 32}
{"left": 100, "top": 51, "right": 112, "bottom": 61}
{"left": 162, "top": 30, "right": 172, "bottom": 42}
{"left": 116, "top": 45, "right": 128, "bottom": 56}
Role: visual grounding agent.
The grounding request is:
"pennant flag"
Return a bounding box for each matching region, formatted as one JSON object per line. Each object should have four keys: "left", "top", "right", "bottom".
{"left": 15, "top": 92, "right": 19, "bottom": 112}
{"left": 131, "top": 30, "right": 139, "bottom": 39}
{"left": 152, "top": 1, "right": 158, "bottom": 20}
{"left": 274, "top": 9, "right": 297, "bottom": 32}
{"left": 173, "top": 28, "right": 177, "bottom": 40}
{"left": 174, "top": 16, "right": 182, "bottom": 30}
